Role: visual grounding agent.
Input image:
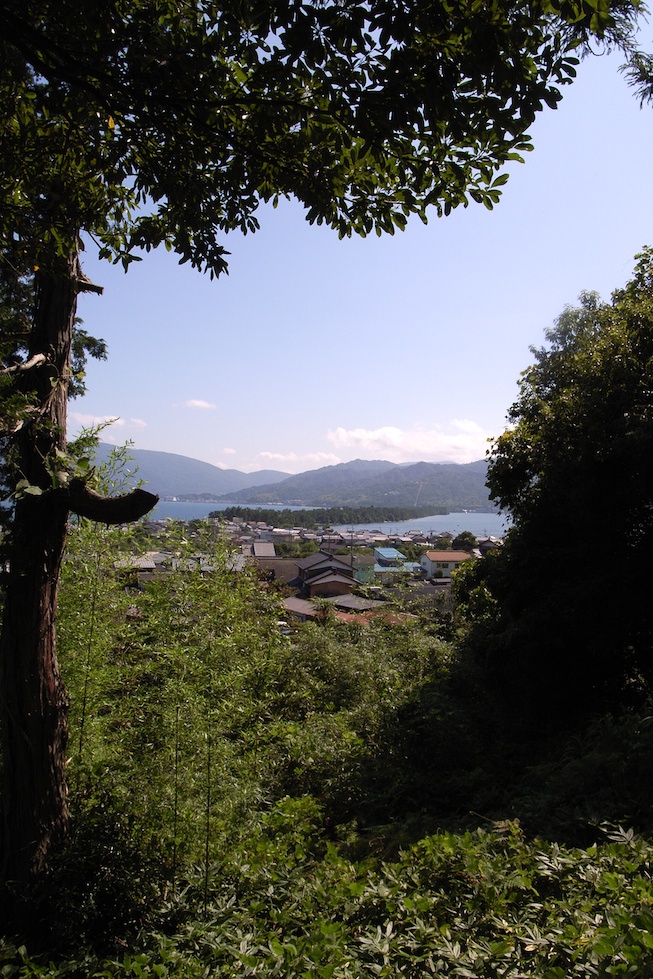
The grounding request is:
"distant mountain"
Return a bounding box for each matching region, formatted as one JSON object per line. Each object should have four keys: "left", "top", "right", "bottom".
{"left": 219, "top": 458, "right": 494, "bottom": 510}
{"left": 224, "top": 459, "right": 396, "bottom": 503}
{"left": 91, "top": 444, "right": 289, "bottom": 499}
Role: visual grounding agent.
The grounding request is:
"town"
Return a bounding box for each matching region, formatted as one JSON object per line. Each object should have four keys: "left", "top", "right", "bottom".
{"left": 116, "top": 512, "right": 504, "bottom": 627}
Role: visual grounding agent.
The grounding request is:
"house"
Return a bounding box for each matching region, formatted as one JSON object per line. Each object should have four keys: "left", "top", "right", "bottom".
{"left": 284, "top": 596, "right": 321, "bottom": 622}
{"left": 114, "top": 556, "right": 156, "bottom": 572}
{"left": 476, "top": 536, "right": 503, "bottom": 555}
{"left": 251, "top": 557, "right": 300, "bottom": 584}
{"left": 427, "top": 531, "right": 454, "bottom": 545}
{"left": 373, "top": 547, "right": 421, "bottom": 581}
{"left": 319, "top": 534, "right": 347, "bottom": 552}
{"left": 323, "top": 594, "right": 387, "bottom": 613}
{"left": 420, "top": 550, "right": 474, "bottom": 579}
{"left": 374, "top": 547, "right": 406, "bottom": 566}
{"left": 295, "top": 551, "right": 354, "bottom": 584}
{"left": 226, "top": 554, "right": 248, "bottom": 572}
{"left": 293, "top": 550, "right": 356, "bottom": 598}
{"left": 306, "top": 571, "right": 356, "bottom": 598}
{"left": 145, "top": 550, "right": 174, "bottom": 567}
{"left": 113, "top": 555, "right": 158, "bottom": 585}
{"left": 252, "top": 541, "right": 276, "bottom": 558}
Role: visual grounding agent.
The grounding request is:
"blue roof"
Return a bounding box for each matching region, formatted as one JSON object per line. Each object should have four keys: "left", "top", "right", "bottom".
{"left": 374, "top": 547, "right": 406, "bottom": 560}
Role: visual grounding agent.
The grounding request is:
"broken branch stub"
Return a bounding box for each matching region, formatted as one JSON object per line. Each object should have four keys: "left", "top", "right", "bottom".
{"left": 66, "top": 479, "right": 158, "bottom": 524}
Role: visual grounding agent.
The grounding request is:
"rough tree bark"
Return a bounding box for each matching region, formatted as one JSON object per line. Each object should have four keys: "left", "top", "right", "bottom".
{"left": 0, "top": 242, "right": 157, "bottom": 905}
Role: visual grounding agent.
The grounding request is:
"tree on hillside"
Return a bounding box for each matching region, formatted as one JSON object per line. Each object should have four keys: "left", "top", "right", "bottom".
{"left": 481, "top": 248, "right": 653, "bottom": 719}
{"left": 0, "top": 0, "right": 642, "bottom": 900}
{"left": 453, "top": 530, "right": 478, "bottom": 551}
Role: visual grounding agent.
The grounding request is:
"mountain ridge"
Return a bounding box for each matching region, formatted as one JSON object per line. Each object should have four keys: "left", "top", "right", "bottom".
{"left": 90, "top": 445, "right": 494, "bottom": 510}
{"left": 218, "top": 457, "right": 494, "bottom": 509}
{"left": 91, "top": 444, "right": 289, "bottom": 499}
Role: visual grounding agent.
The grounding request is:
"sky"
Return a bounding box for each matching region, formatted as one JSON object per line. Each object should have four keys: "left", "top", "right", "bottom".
{"left": 71, "top": 39, "right": 653, "bottom": 475}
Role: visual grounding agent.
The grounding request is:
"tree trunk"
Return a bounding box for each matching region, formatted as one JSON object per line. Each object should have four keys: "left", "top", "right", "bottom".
{"left": 0, "top": 248, "right": 78, "bottom": 898}
{"left": 0, "top": 243, "right": 158, "bottom": 910}
{"left": 0, "top": 496, "right": 71, "bottom": 895}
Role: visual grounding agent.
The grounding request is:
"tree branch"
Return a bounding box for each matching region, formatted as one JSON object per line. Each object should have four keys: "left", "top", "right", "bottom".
{"left": 75, "top": 271, "right": 103, "bottom": 295}
{"left": 1, "top": 353, "right": 47, "bottom": 375}
{"left": 65, "top": 479, "right": 158, "bottom": 524}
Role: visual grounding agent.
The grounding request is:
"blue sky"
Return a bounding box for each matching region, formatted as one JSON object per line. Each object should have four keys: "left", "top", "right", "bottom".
{"left": 71, "top": 42, "right": 653, "bottom": 475}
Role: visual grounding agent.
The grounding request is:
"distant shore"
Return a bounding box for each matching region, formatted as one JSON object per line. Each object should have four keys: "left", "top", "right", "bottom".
{"left": 148, "top": 501, "right": 508, "bottom": 537}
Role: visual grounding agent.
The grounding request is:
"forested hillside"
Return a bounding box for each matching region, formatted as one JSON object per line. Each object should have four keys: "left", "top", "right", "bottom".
{"left": 221, "top": 459, "right": 493, "bottom": 509}
{"left": 2, "top": 519, "right": 653, "bottom": 975}
{"left": 216, "top": 504, "right": 449, "bottom": 527}
{"left": 86, "top": 448, "right": 493, "bottom": 511}
{"left": 91, "top": 444, "right": 289, "bottom": 499}
{"left": 3, "top": 259, "right": 653, "bottom": 976}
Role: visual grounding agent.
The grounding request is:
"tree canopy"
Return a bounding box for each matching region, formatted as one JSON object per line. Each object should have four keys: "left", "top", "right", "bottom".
{"left": 479, "top": 249, "right": 653, "bottom": 718}
{"left": 1, "top": 0, "right": 640, "bottom": 279}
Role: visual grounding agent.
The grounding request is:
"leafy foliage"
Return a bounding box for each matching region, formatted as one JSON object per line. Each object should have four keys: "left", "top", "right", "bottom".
{"left": 6, "top": 814, "right": 653, "bottom": 975}
{"left": 452, "top": 530, "right": 477, "bottom": 551}
{"left": 2, "top": 0, "right": 639, "bottom": 281}
{"left": 1, "top": 504, "right": 653, "bottom": 966}
{"left": 216, "top": 506, "right": 447, "bottom": 528}
{"left": 56, "top": 523, "right": 450, "bottom": 861}
{"left": 0, "top": 0, "right": 647, "bottom": 912}
{"left": 471, "top": 249, "right": 653, "bottom": 718}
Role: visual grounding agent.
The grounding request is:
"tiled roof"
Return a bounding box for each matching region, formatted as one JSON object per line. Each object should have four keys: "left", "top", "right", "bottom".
{"left": 308, "top": 571, "right": 356, "bottom": 585}
{"left": 253, "top": 542, "right": 276, "bottom": 557}
{"left": 324, "top": 595, "right": 386, "bottom": 611}
{"left": 284, "top": 597, "right": 319, "bottom": 617}
{"left": 114, "top": 556, "right": 156, "bottom": 570}
{"left": 295, "top": 551, "right": 334, "bottom": 570}
{"left": 423, "top": 550, "right": 473, "bottom": 562}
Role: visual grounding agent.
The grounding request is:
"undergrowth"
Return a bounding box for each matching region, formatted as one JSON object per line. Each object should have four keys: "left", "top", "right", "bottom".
{"left": 2, "top": 518, "right": 653, "bottom": 975}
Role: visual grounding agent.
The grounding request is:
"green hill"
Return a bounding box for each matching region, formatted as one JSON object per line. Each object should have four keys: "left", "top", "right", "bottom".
{"left": 91, "top": 443, "right": 289, "bottom": 499}
{"left": 220, "top": 458, "right": 494, "bottom": 509}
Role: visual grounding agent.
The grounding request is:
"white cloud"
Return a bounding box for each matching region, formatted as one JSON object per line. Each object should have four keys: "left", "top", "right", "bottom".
{"left": 327, "top": 421, "right": 492, "bottom": 464}
{"left": 69, "top": 412, "right": 123, "bottom": 430}
{"left": 183, "top": 399, "right": 217, "bottom": 410}
{"left": 223, "top": 447, "right": 237, "bottom": 455}
{"left": 257, "top": 450, "right": 341, "bottom": 472}
{"left": 68, "top": 413, "right": 148, "bottom": 442}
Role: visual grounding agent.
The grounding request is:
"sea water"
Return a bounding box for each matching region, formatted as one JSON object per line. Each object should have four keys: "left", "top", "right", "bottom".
{"left": 147, "top": 501, "right": 509, "bottom": 538}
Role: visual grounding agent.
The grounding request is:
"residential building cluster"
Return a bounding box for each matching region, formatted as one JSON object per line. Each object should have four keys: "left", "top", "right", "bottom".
{"left": 210, "top": 515, "right": 501, "bottom": 557}
{"left": 131, "top": 515, "right": 502, "bottom": 627}
{"left": 114, "top": 515, "right": 503, "bottom": 628}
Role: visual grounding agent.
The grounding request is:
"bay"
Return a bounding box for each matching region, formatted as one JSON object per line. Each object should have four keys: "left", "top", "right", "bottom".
{"left": 148, "top": 501, "right": 313, "bottom": 521}
{"left": 148, "top": 501, "right": 509, "bottom": 538}
{"left": 333, "top": 511, "right": 509, "bottom": 538}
